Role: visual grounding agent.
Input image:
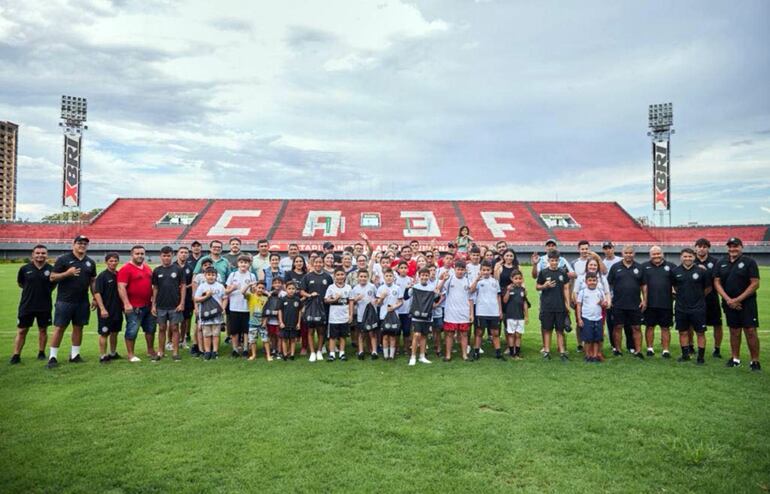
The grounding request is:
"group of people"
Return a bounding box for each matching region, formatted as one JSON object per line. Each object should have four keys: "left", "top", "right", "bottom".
{"left": 9, "top": 227, "right": 762, "bottom": 371}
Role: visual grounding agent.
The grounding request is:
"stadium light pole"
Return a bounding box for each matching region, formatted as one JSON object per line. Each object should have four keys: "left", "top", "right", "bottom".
{"left": 647, "top": 102, "right": 674, "bottom": 227}
{"left": 58, "top": 95, "right": 88, "bottom": 222}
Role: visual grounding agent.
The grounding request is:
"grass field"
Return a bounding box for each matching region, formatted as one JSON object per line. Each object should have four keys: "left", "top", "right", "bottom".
{"left": 0, "top": 262, "right": 768, "bottom": 494}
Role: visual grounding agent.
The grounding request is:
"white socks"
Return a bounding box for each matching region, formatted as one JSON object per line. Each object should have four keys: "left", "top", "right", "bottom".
{"left": 49, "top": 347, "right": 58, "bottom": 359}
{"left": 71, "top": 346, "right": 81, "bottom": 358}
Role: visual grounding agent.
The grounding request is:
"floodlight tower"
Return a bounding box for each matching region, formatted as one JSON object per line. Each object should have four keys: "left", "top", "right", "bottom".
{"left": 59, "top": 95, "right": 88, "bottom": 219}
{"left": 647, "top": 102, "right": 674, "bottom": 226}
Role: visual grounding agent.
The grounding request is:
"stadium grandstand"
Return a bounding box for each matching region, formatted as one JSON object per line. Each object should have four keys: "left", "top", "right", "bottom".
{"left": 0, "top": 198, "right": 768, "bottom": 261}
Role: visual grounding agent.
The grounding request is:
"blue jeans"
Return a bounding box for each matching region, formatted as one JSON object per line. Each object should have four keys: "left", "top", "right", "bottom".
{"left": 124, "top": 306, "right": 156, "bottom": 341}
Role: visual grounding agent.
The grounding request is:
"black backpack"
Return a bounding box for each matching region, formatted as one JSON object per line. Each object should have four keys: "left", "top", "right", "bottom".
{"left": 409, "top": 288, "right": 435, "bottom": 320}
{"left": 362, "top": 303, "right": 380, "bottom": 331}
{"left": 381, "top": 310, "right": 400, "bottom": 332}
{"left": 263, "top": 294, "right": 281, "bottom": 317}
{"left": 303, "top": 296, "right": 327, "bottom": 325}
{"left": 199, "top": 297, "right": 223, "bottom": 322}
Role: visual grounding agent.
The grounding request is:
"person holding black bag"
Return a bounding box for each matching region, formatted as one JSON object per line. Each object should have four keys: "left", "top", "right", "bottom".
{"left": 194, "top": 267, "right": 227, "bottom": 360}
{"left": 300, "top": 256, "right": 333, "bottom": 362}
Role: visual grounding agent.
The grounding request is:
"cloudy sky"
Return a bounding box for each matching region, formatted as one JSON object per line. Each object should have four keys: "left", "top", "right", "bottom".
{"left": 1, "top": 0, "right": 768, "bottom": 225}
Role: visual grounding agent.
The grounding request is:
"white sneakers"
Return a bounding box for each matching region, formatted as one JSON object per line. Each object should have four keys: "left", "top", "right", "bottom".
{"left": 309, "top": 352, "right": 317, "bottom": 362}
{"left": 409, "top": 356, "right": 432, "bottom": 365}
{"left": 418, "top": 356, "right": 432, "bottom": 364}
{"left": 316, "top": 350, "right": 324, "bottom": 361}
{"left": 129, "top": 356, "right": 141, "bottom": 363}
{"left": 408, "top": 357, "right": 416, "bottom": 366}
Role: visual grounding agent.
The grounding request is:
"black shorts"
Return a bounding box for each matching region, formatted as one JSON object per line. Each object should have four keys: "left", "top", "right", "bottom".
{"left": 675, "top": 310, "right": 707, "bottom": 333}
{"left": 328, "top": 323, "right": 350, "bottom": 339}
{"left": 612, "top": 308, "right": 642, "bottom": 327}
{"left": 723, "top": 298, "right": 759, "bottom": 329}
{"left": 53, "top": 300, "right": 90, "bottom": 328}
{"left": 643, "top": 307, "right": 673, "bottom": 328}
{"left": 705, "top": 298, "right": 722, "bottom": 326}
{"left": 17, "top": 311, "right": 52, "bottom": 329}
{"left": 398, "top": 314, "right": 412, "bottom": 337}
{"left": 183, "top": 301, "right": 194, "bottom": 320}
{"left": 476, "top": 317, "right": 500, "bottom": 332}
{"left": 411, "top": 320, "right": 431, "bottom": 335}
{"left": 97, "top": 316, "right": 123, "bottom": 335}
{"left": 540, "top": 311, "right": 567, "bottom": 332}
{"left": 227, "top": 311, "right": 250, "bottom": 335}
{"left": 280, "top": 328, "right": 299, "bottom": 339}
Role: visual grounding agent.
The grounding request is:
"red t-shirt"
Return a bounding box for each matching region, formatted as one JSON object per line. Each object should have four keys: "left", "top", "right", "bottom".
{"left": 117, "top": 262, "right": 153, "bottom": 308}
{"left": 391, "top": 258, "right": 418, "bottom": 277}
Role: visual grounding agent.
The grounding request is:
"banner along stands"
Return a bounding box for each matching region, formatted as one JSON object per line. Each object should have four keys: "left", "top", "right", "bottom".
{"left": 653, "top": 139, "right": 670, "bottom": 211}
{"left": 62, "top": 133, "right": 81, "bottom": 207}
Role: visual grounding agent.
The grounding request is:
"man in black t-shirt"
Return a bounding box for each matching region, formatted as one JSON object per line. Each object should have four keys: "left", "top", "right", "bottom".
{"left": 694, "top": 238, "right": 724, "bottom": 358}
{"left": 672, "top": 248, "right": 711, "bottom": 363}
{"left": 177, "top": 246, "right": 195, "bottom": 348}
{"left": 536, "top": 251, "right": 571, "bottom": 361}
{"left": 47, "top": 235, "right": 97, "bottom": 368}
{"left": 607, "top": 245, "right": 647, "bottom": 358}
{"left": 641, "top": 246, "right": 676, "bottom": 358}
{"left": 93, "top": 252, "right": 123, "bottom": 363}
{"left": 713, "top": 237, "right": 761, "bottom": 371}
{"left": 152, "top": 246, "right": 185, "bottom": 361}
{"left": 299, "top": 256, "right": 333, "bottom": 362}
{"left": 10, "top": 244, "right": 53, "bottom": 364}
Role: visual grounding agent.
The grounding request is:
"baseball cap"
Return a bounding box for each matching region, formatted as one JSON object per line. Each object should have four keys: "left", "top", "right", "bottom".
{"left": 726, "top": 237, "right": 743, "bottom": 246}
{"left": 73, "top": 235, "right": 89, "bottom": 244}
{"left": 323, "top": 241, "right": 334, "bottom": 249}
{"left": 545, "top": 238, "right": 557, "bottom": 246}
{"left": 602, "top": 241, "right": 614, "bottom": 249}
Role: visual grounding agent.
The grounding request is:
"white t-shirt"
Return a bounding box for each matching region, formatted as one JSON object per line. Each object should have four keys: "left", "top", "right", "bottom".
{"left": 432, "top": 278, "right": 447, "bottom": 318}
{"left": 325, "top": 283, "right": 352, "bottom": 324}
{"left": 573, "top": 273, "right": 610, "bottom": 295}
{"left": 395, "top": 275, "right": 413, "bottom": 314}
{"left": 535, "top": 256, "right": 574, "bottom": 274}
{"left": 376, "top": 283, "right": 403, "bottom": 319}
{"left": 278, "top": 255, "right": 294, "bottom": 273}
{"left": 371, "top": 263, "right": 385, "bottom": 286}
{"left": 194, "top": 281, "right": 226, "bottom": 323}
{"left": 602, "top": 256, "right": 622, "bottom": 272}
{"left": 351, "top": 282, "right": 377, "bottom": 323}
{"left": 444, "top": 274, "right": 472, "bottom": 324}
{"left": 225, "top": 270, "right": 257, "bottom": 312}
{"left": 465, "top": 263, "right": 481, "bottom": 301}
{"left": 474, "top": 276, "right": 501, "bottom": 317}
{"left": 577, "top": 286, "right": 606, "bottom": 321}
{"left": 573, "top": 257, "right": 590, "bottom": 277}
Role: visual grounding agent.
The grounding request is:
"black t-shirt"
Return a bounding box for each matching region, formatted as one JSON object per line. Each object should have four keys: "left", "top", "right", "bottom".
{"left": 152, "top": 264, "right": 184, "bottom": 309}
{"left": 715, "top": 255, "right": 760, "bottom": 300}
{"left": 17, "top": 262, "right": 54, "bottom": 314}
{"left": 280, "top": 295, "right": 302, "bottom": 329}
{"left": 642, "top": 260, "right": 676, "bottom": 309}
{"left": 607, "top": 261, "right": 646, "bottom": 310}
{"left": 178, "top": 262, "right": 194, "bottom": 304}
{"left": 499, "top": 264, "right": 516, "bottom": 292}
{"left": 505, "top": 286, "right": 527, "bottom": 320}
{"left": 223, "top": 252, "right": 242, "bottom": 268}
{"left": 300, "top": 271, "right": 334, "bottom": 305}
{"left": 52, "top": 253, "right": 97, "bottom": 304}
{"left": 695, "top": 255, "right": 719, "bottom": 306}
{"left": 284, "top": 270, "right": 306, "bottom": 286}
{"left": 94, "top": 270, "right": 122, "bottom": 317}
{"left": 537, "top": 267, "right": 568, "bottom": 312}
{"left": 672, "top": 264, "right": 710, "bottom": 313}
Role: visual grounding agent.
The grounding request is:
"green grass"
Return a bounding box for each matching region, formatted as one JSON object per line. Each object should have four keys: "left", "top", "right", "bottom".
{"left": 0, "top": 263, "right": 768, "bottom": 494}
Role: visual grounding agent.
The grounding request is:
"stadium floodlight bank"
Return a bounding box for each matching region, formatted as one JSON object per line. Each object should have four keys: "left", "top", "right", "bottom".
{"left": 58, "top": 95, "right": 87, "bottom": 210}
{"left": 648, "top": 102, "right": 674, "bottom": 225}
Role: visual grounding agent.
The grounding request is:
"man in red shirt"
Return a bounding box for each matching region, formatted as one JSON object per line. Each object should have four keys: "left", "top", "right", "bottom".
{"left": 391, "top": 245, "right": 418, "bottom": 277}
{"left": 117, "top": 245, "right": 156, "bottom": 362}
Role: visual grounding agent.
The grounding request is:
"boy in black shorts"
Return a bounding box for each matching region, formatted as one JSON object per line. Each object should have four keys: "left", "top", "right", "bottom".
{"left": 324, "top": 268, "right": 353, "bottom": 361}
{"left": 11, "top": 244, "right": 53, "bottom": 364}
{"left": 279, "top": 281, "right": 303, "bottom": 360}
{"left": 408, "top": 268, "right": 440, "bottom": 365}
{"left": 536, "top": 251, "right": 571, "bottom": 361}
{"left": 672, "top": 248, "right": 710, "bottom": 364}
{"left": 93, "top": 252, "right": 123, "bottom": 363}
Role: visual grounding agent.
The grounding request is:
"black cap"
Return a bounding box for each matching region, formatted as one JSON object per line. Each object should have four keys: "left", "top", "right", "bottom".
{"left": 545, "top": 238, "right": 557, "bottom": 246}
{"left": 73, "top": 235, "right": 89, "bottom": 244}
{"left": 447, "top": 242, "right": 457, "bottom": 248}
{"left": 190, "top": 240, "right": 201, "bottom": 247}
{"left": 323, "top": 241, "right": 334, "bottom": 249}
{"left": 602, "top": 241, "right": 614, "bottom": 248}
{"left": 726, "top": 237, "right": 743, "bottom": 246}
